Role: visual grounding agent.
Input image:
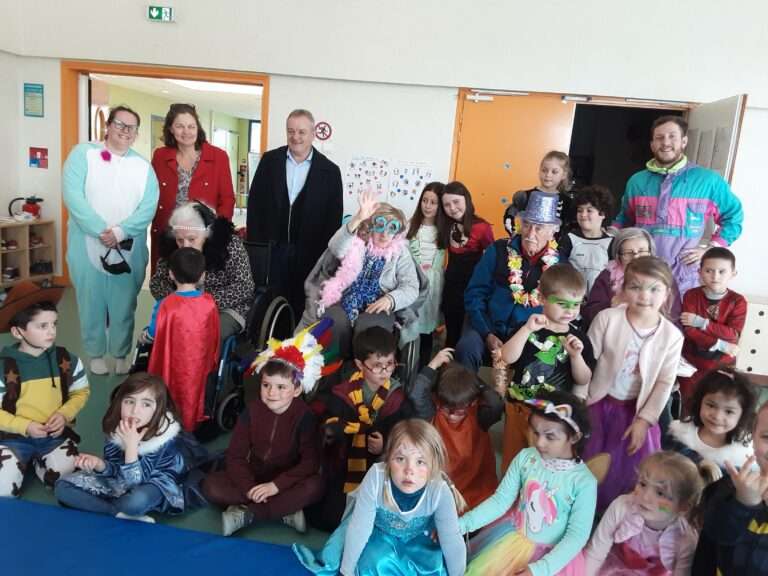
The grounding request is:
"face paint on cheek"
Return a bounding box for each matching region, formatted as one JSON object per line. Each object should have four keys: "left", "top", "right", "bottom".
{"left": 658, "top": 504, "right": 673, "bottom": 514}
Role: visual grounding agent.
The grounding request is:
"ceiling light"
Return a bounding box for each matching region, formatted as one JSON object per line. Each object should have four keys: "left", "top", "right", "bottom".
{"left": 166, "top": 79, "right": 263, "bottom": 96}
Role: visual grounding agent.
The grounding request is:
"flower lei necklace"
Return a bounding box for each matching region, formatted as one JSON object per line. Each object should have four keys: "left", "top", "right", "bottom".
{"left": 507, "top": 239, "right": 559, "bottom": 306}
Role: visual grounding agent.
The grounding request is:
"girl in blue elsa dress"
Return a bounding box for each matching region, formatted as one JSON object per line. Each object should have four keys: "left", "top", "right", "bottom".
{"left": 293, "top": 419, "right": 466, "bottom": 575}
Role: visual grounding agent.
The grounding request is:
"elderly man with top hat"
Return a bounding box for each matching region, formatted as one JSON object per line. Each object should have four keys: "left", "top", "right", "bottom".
{"left": 456, "top": 191, "right": 561, "bottom": 372}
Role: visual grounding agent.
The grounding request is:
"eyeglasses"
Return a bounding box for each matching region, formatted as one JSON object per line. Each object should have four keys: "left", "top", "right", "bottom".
{"left": 619, "top": 249, "right": 650, "bottom": 258}
{"left": 362, "top": 360, "right": 399, "bottom": 374}
{"left": 111, "top": 119, "right": 138, "bottom": 134}
{"left": 371, "top": 216, "right": 402, "bottom": 236}
{"left": 546, "top": 295, "right": 582, "bottom": 310}
{"left": 437, "top": 403, "right": 473, "bottom": 417}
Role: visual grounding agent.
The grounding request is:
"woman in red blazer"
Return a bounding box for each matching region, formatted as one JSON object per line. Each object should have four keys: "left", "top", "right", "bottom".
{"left": 150, "top": 103, "right": 235, "bottom": 270}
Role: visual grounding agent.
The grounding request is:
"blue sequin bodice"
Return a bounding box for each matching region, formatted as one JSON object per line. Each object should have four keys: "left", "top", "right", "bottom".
{"left": 374, "top": 506, "right": 434, "bottom": 542}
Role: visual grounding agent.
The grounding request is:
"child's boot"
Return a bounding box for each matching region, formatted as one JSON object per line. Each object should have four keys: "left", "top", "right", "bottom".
{"left": 222, "top": 504, "right": 253, "bottom": 536}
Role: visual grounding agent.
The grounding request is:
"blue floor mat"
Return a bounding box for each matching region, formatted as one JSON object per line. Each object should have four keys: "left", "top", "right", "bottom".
{"left": 2, "top": 499, "right": 310, "bottom": 576}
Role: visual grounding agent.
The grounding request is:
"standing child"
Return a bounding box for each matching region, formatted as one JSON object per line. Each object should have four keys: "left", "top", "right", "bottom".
{"left": 145, "top": 246, "right": 220, "bottom": 432}
{"left": 294, "top": 419, "right": 467, "bottom": 576}
{"left": 441, "top": 181, "right": 494, "bottom": 348}
{"left": 201, "top": 323, "right": 327, "bottom": 536}
{"left": 665, "top": 369, "right": 756, "bottom": 483}
{"left": 459, "top": 390, "right": 597, "bottom": 576}
{"left": 401, "top": 182, "right": 447, "bottom": 367}
{"left": 511, "top": 151, "right": 575, "bottom": 236}
{"left": 0, "top": 299, "right": 89, "bottom": 497}
{"left": 558, "top": 186, "right": 615, "bottom": 294}
{"left": 692, "top": 400, "right": 768, "bottom": 575}
{"left": 408, "top": 347, "right": 503, "bottom": 508}
{"left": 580, "top": 227, "right": 655, "bottom": 329}
{"left": 310, "top": 326, "right": 410, "bottom": 530}
{"left": 585, "top": 451, "right": 703, "bottom": 575}
{"left": 55, "top": 373, "right": 190, "bottom": 522}
{"left": 499, "top": 263, "right": 596, "bottom": 469}
{"left": 678, "top": 247, "right": 747, "bottom": 403}
{"left": 579, "top": 256, "right": 684, "bottom": 511}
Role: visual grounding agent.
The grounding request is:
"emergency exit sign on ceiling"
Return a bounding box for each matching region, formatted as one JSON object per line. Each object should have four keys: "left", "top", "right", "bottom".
{"left": 147, "top": 5, "right": 174, "bottom": 22}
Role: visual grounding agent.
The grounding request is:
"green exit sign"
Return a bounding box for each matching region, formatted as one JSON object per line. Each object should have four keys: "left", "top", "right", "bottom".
{"left": 147, "top": 5, "right": 174, "bottom": 22}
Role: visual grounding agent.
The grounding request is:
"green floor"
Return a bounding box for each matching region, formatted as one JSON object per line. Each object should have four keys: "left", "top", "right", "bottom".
{"left": 13, "top": 288, "right": 329, "bottom": 550}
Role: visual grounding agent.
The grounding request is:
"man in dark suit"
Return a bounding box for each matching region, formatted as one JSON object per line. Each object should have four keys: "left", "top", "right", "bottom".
{"left": 247, "top": 109, "right": 343, "bottom": 320}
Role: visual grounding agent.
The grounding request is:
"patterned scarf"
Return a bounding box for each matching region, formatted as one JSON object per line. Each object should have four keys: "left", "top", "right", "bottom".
{"left": 335, "top": 371, "right": 392, "bottom": 493}
{"left": 340, "top": 253, "right": 385, "bottom": 323}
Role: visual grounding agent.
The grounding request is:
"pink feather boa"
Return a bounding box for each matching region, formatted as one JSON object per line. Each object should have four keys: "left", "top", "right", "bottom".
{"left": 607, "top": 260, "right": 625, "bottom": 295}
{"left": 319, "top": 235, "right": 407, "bottom": 311}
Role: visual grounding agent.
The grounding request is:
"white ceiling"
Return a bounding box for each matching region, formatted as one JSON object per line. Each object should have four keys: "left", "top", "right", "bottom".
{"left": 91, "top": 74, "right": 262, "bottom": 120}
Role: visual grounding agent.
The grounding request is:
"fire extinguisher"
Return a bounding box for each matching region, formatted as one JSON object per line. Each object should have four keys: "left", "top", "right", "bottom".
{"left": 8, "top": 196, "right": 44, "bottom": 219}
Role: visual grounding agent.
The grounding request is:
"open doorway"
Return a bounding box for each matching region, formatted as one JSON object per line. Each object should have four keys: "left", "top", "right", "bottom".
{"left": 568, "top": 105, "right": 683, "bottom": 198}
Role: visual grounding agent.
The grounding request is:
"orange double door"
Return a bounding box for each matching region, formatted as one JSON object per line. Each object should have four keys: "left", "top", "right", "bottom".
{"left": 451, "top": 90, "right": 576, "bottom": 237}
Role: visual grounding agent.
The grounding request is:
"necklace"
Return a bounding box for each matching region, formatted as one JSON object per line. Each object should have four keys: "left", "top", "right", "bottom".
{"left": 626, "top": 310, "right": 661, "bottom": 340}
{"left": 507, "top": 239, "right": 559, "bottom": 306}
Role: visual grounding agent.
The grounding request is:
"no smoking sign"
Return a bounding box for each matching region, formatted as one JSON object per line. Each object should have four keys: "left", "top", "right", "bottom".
{"left": 315, "top": 121, "right": 332, "bottom": 141}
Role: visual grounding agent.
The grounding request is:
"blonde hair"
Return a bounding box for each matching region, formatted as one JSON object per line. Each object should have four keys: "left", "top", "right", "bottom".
{"left": 357, "top": 202, "right": 407, "bottom": 242}
{"left": 638, "top": 451, "right": 703, "bottom": 518}
{"left": 383, "top": 419, "right": 467, "bottom": 513}
{"left": 541, "top": 151, "right": 572, "bottom": 193}
{"left": 622, "top": 256, "right": 674, "bottom": 315}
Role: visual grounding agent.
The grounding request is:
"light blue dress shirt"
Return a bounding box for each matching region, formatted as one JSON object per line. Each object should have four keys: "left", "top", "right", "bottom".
{"left": 286, "top": 148, "right": 313, "bottom": 205}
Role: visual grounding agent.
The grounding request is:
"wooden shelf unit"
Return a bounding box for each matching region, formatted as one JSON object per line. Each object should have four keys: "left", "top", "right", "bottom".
{"left": 0, "top": 219, "right": 55, "bottom": 287}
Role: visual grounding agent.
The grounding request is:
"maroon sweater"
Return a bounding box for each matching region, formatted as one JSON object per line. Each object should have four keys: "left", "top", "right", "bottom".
{"left": 224, "top": 396, "right": 320, "bottom": 496}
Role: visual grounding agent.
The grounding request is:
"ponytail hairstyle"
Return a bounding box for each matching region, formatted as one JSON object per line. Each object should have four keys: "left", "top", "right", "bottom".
{"left": 638, "top": 451, "right": 704, "bottom": 527}
{"left": 383, "top": 419, "right": 466, "bottom": 513}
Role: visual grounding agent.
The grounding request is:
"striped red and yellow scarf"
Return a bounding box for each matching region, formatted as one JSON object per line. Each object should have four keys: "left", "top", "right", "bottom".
{"left": 326, "top": 371, "right": 391, "bottom": 493}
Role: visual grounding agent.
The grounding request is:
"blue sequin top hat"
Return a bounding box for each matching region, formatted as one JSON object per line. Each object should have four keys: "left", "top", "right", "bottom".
{"left": 519, "top": 190, "right": 561, "bottom": 226}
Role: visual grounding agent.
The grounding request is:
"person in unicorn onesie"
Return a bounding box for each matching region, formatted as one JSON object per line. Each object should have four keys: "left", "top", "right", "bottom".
{"left": 615, "top": 115, "right": 743, "bottom": 305}
{"left": 298, "top": 189, "right": 419, "bottom": 370}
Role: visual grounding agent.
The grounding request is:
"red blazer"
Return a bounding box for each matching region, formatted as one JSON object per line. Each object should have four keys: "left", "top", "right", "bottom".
{"left": 151, "top": 142, "right": 235, "bottom": 265}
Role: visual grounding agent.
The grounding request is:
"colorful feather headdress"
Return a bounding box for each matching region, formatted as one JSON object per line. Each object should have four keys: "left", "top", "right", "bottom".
{"left": 246, "top": 318, "right": 341, "bottom": 394}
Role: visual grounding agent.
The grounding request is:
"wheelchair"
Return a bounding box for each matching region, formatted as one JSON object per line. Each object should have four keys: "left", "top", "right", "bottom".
{"left": 133, "top": 240, "right": 296, "bottom": 437}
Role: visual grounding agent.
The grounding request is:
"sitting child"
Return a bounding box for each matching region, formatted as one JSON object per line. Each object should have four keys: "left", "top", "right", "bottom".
{"left": 558, "top": 185, "right": 614, "bottom": 294}
{"left": 678, "top": 247, "right": 747, "bottom": 403}
{"left": 459, "top": 390, "right": 597, "bottom": 576}
{"left": 692, "top": 400, "right": 768, "bottom": 575}
{"left": 0, "top": 300, "right": 89, "bottom": 497}
{"left": 299, "top": 189, "right": 420, "bottom": 365}
{"left": 585, "top": 451, "right": 703, "bottom": 575}
{"left": 201, "top": 324, "right": 327, "bottom": 536}
{"left": 581, "top": 227, "right": 655, "bottom": 329}
{"left": 294, "top": 419, "right": 467, "bottom": 576}
{"left": 665, "top": 369, "right": 756, "bottom": 483}
{"left": 146, "top": 247, "right": 220, "bottom": 432}
{"left": 55, "top": 373, "right": 190, "bottom": 522}
{"left": 310, "top": 326, "right": 410, "bottom": 531}
{"left": 498, "top": 263, "right": 595, "bottom": 470}
{"left": 408, "top": 347, "right": 503, "bottom": 508}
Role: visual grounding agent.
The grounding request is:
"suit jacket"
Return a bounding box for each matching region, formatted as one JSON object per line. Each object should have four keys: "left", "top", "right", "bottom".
{"left": 246, "top": 145, "right": 343, "bottom": 286}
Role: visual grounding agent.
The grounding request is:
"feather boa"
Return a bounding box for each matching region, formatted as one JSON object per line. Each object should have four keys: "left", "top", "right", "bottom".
{"left": 607, "top": 259, "right": 625, "bottom": 295}
{"left": 318, "top": 235, "right": 407, "bottom": 312}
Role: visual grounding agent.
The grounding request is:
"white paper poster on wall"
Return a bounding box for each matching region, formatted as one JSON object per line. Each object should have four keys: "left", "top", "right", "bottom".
{"left": 343, "top": 156, "right": 434, "bottom": 220}
{"left": 388, "top": 162, "right": 434, "bottom": 218}
{"left": 343, "top": 157, "right": 390, "bottom": 216}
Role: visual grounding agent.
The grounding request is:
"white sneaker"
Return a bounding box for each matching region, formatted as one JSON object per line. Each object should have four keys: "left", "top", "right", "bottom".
{"left": 282, "top": 509, "right": 307, "bottom": 533}
{"left": 116, "top": 512, "right": 155, "bottom": 524}
{"left": 222, "top": 505, "right": 253, "bottom": 537}
{"left": 90, "top": 357, "right": 108, "bottom": 375}
{"left": 114, "top": 356, "right": 132, "bottom": 375}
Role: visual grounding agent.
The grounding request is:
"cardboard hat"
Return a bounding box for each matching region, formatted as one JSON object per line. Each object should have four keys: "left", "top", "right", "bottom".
{"left": 0, "top": 280, "right": 65, "bottom": 333}
{"left": 519, "top": 191, "right": 561, "bottom": 226}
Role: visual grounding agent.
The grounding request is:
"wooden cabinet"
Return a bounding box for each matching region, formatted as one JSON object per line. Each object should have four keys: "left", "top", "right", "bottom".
{"left": 0, "top": 219, "right": 55, "bottom": 287}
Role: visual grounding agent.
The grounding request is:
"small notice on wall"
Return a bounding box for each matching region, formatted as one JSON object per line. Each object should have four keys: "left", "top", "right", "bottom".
{"left": 29, "top": 147, "right": 48, "bottom": 169}
{"left": 23, "top": 83, "right": 44, "bottom": 118}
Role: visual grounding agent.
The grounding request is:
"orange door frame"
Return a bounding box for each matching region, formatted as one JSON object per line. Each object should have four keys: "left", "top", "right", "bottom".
{"left": 59, "top": 60, "right": 270, "bottom": 284}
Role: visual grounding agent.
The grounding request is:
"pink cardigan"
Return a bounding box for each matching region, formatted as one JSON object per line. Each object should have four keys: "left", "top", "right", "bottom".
{"left": 575, "top": 305, "right": 683, "bottom": 425}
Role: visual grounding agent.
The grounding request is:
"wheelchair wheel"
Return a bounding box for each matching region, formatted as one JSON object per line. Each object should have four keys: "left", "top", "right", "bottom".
{"left": 216, "top": 391, "right": 244, "bottom": 432}
{"left": 256, "top": 296, "right": 295, "bottom": 350}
